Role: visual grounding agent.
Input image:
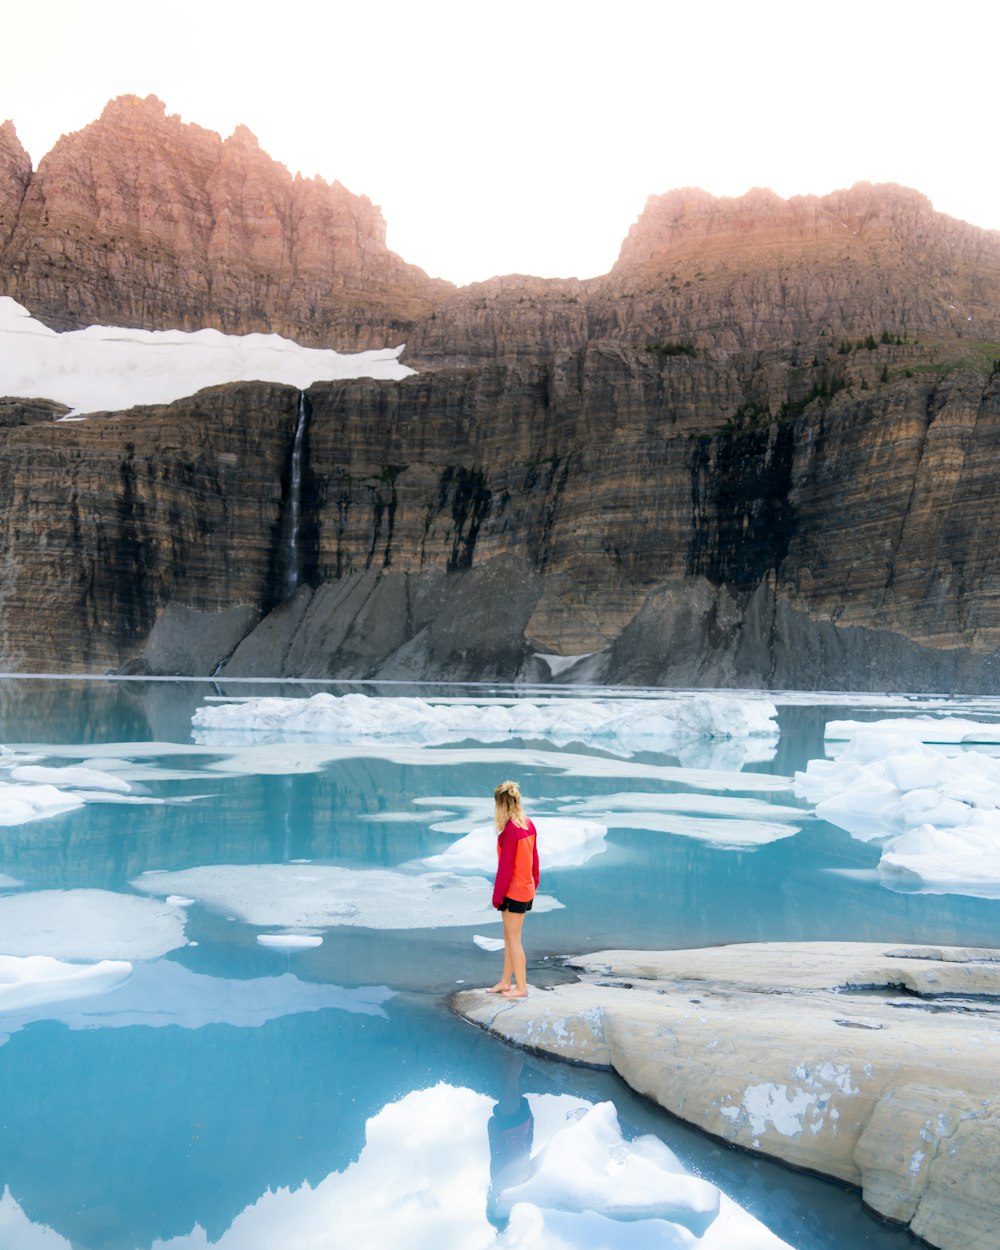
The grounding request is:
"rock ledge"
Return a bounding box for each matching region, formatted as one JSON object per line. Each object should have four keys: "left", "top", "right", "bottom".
{"left": 453, "top": 942, "right": 1000, "bottom": 1250}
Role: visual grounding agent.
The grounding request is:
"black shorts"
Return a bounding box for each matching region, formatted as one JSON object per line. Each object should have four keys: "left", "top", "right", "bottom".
{"left": 499, "top": 896, "right": 533, "bottom": 913}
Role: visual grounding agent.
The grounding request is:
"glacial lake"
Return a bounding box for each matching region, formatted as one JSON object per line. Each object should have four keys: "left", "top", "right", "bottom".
{"left": 0, "top": 677, "right": 997, "bottom": 1250}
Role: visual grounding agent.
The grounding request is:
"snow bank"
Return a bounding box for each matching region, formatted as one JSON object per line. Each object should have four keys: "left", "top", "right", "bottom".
{"left": 133, "top": 864, "right": 562, "bottom": 930}
{"left": 191, "top": 691, "right": 778, "bottom": 750}
{"left": 0, "top": 954, "right": 132, "bottom": 1012}
{"left": 0, "top": 296, "right": 414, "bottom": 416}
{"left": 0, "top": 889, "right": 188, "bottom": 959}
{"left": 796, "top": 728, "right": 1000, "bottom": 897}
{"left": 422, "top": 817, "right": 607, "bottom": 872}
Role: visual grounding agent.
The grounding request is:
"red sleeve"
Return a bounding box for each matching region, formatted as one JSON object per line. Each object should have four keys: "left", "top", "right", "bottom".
{"left": 532, "top": 830, "right": 540, "bottom": 888}
{"left": 492, "top": 823, "right": 517, "bottom": 909}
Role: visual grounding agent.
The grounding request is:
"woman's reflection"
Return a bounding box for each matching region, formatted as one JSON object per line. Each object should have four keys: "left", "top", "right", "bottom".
{"left": 486, "top": 1046, "right": 534, "bottom": 1230}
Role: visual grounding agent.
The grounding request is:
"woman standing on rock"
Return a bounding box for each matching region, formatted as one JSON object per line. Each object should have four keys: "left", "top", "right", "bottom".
{"left": 487, "top": 780, "right": 539, "bottom": 999}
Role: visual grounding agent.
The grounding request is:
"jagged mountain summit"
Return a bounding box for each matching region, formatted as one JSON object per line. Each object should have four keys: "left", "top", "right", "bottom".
{"left": 2, "top": 98, "right": 1000, "bottom": 690}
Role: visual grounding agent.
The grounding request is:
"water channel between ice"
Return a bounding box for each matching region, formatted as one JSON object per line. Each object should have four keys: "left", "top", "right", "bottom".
{"left": 0, "top": 677, "right": 997, "bottom": 1250}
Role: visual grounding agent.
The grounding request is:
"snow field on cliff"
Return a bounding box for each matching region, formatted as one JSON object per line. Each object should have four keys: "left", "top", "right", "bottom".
{"left": 191, "top": 690, "right": 779, "bottom": 750}
{"left": 797, "top": 720, "right": 1000, "bottom": 897}
{"left": 0, "top": 297, "right": 414, "bottom": 416}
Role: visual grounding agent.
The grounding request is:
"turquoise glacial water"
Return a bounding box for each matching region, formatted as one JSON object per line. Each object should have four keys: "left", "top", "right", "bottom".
{"left": 0, "top": 678, "right": 995, "bottom": 1250}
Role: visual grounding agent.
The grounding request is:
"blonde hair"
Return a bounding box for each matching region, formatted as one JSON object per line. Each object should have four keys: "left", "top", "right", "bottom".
{"left": 494, "top": 780, "right": 527, "bottom": 832}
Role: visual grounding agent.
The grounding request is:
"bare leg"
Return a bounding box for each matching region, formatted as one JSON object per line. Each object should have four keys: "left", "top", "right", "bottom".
{"left": 486, "top": 917, "right": 514, "bottom": 992}
{"left": 500, "top": 909, "right": 528, "bottom": 997}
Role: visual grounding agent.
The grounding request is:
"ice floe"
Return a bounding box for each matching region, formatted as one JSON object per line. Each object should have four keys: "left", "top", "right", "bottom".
{"left": 825, "top": 716, "right": 1000, "bottom": 744}
{"left": 133, "top": 864, "right": 563, "bottom": 930}
{"left": 0, "top": 781, "right": 84, "bottom": 826}
{"left": 797, "top": 726, "right": 1000, "bottom": 897}
{"left": 558, "top": 792, "right": 804, "bottom": 848}
{"left": 0, "top": 296, "right": 414, "bottom": 417}
{"left": 146, "top": 1084, "right": 790, "bottom": 1250}
{"left": 0, "top": 959, "right": 391, "bottom": 1042}
{"left": 191, "top": 691, "right": 779, "bottom": 751}
{"left": 256, "top": 934, "right": 324, "bottom": 949}
{"left": 0, "top": 889, "right": 188, "bottom": 959}
{"left": 421, "top": 817, "right": 607, "bottom": 873}
{"left": 474, "top": 935, "right": 506, "bottom": 952}
{"left": 8, "top": 764, "right": 132, "bottom": 792}
{"left": 0, "top": 954, "right": 132, "bottom": 1012}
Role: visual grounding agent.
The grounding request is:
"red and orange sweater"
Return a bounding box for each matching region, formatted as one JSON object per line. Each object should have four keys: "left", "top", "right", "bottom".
{"left": 492, "top": 818, "right": 540, "bottom": 909}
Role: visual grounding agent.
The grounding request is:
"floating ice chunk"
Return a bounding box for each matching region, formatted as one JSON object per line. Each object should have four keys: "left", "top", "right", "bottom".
{"left": 0, "top": 781, "right": 84, "bottom": 826}
{"left": 825, "top": 716, "right": 1000, "bottom": 743}
{"left": 257, "top": 934, "right": 324, "bottom": 949}
{"left": 9, "top": 764, "right": 131, "bottom": 793}
{"left": 166, "top": 895, "right": 195, "bottom": 907}
{"left": 473, "top": 935, "right": 506, "bottom": 952}
{"left": 422, "top": 818, "right": 607, "bottom": 873}
{"left": 0, "top": 954, "right": 132, "bottom": 1011}
{"left": 562, "top": 791, "right": 803, "bottom": 819}
{"left": 0, "top": 874, "right": 24, "bottom": 889}
{"left": 796, "top": 730, "right": 1000, "bottom": 897}
{"left": 132, "top": 864, "right": 562, "bottom": 930}
{"left": 558, "top": 792, "right": 803, "bottom": 847}
{"left": 191, "top": 691, "right": 778, "bottom": 751}
{"left": 0, "top": 889, "right": 188, "bottom": 959}
{"left": 0, "top": 296, "right": 414, "bottom": 416}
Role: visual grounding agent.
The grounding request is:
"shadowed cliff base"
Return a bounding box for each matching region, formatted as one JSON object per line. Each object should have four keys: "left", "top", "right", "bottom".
{"left": 116, "top": 563, "right": 1000, "bottom": 696}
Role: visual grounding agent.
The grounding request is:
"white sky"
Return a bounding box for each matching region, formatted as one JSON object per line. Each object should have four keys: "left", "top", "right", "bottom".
{"left": 3, "top": 0, "right": 998, "bottom": 287}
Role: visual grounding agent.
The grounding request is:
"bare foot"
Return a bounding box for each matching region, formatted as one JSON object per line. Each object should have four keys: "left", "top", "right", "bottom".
{"left": 501, "top": 988, "right": 528, "bottom": 998}
{"left": 485, "top": 982, "right": 511, "bottom": 994}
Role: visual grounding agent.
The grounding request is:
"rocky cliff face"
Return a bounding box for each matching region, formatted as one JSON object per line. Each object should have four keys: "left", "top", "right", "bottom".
{"left": 0, "top": 96, "right": 450, "bottom": 349}
{"left": 2, "top": 99, "right": 1000, "bottom": 690}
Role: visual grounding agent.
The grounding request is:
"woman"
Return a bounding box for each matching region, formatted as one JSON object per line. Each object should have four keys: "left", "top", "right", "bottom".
{"left": 487, "top": 780, "right": 539, "bottom": 999}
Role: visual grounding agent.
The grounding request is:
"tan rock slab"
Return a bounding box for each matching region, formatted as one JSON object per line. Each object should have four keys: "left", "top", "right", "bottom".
{"left": 453, "top": 942, "right": 1000, "bottom": 1250}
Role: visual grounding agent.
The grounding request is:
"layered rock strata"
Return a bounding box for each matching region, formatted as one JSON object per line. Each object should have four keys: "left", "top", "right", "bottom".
{"left": 453, "top": 943, "right": 1000, "bottom": 1250}
{"left": 1, "top": 349, "right": 1000, "bottom": 687}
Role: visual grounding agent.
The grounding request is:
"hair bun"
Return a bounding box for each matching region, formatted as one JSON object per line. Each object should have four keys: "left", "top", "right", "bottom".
{"left": 494, "top": 780, "right": 520, "bottom": 799}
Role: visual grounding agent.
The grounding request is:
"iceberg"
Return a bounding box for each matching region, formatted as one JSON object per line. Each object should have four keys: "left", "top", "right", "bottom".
{"left": 191, "top": 691, "right": 779, "bottom": 751}
{"left": 796, "top": 727, "right": 1000, "bottom": 897}
{"left": 0, "top": 296, "right": 414, "bottom": 416}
